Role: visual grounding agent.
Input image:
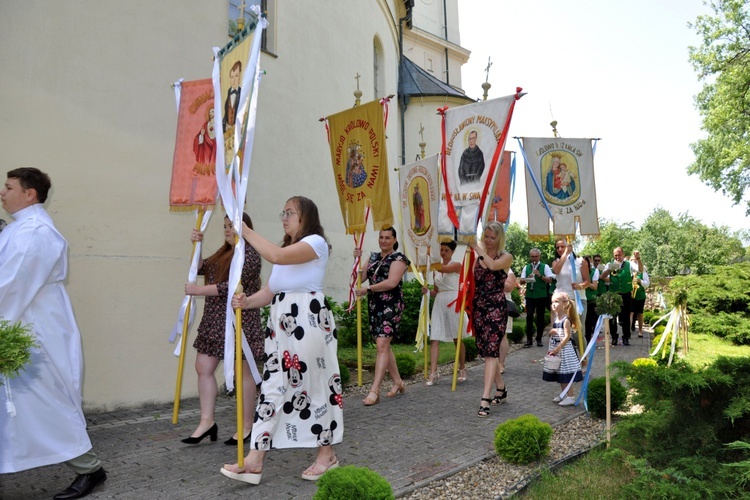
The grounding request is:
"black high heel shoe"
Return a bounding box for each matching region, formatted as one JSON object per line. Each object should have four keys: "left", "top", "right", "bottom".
{"left": 181, "top": 423, "right": 218, "bottom": 444}
{"left": 224, "top": 433, "right": 251, "bottom": 446}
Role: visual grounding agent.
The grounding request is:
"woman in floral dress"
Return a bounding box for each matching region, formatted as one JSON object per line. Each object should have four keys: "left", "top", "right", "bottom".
{"left": 469, "top": 221, "right": 513, "bottom": 418}
{"left": 354, "top": 227, "right": 410, "bottom": 406}
{"left": 182, "top": 213, "right": 263, "bottom": 445}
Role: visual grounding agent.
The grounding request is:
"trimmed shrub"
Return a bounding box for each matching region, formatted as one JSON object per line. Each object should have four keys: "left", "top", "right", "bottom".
{"left": 508, "top": 323, "right": 525, "bottom": 344}
{"left": 313, "top": 465, "right": 394, "bottom": 500}
{"left": 462, "top": 336, "right": 478, "bottom": 362}
{"left": 494, "top": 414, "right": 553, "bottom": 464}
{"left": 395, "top": 353, "right": 416, "bottom": 378}
{"left": 338, "top": 362, "right": 350, "bottom": 386}
{"left": 586, "top": 376, "right": 628, "bottom": 419}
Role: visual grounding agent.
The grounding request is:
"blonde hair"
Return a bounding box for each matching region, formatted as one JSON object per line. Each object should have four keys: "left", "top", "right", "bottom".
{"left": 482, "top": 221, "right": 506, "bottom": 253}
{"left": 551, "top": 291, "right": 582, "bottom": 334}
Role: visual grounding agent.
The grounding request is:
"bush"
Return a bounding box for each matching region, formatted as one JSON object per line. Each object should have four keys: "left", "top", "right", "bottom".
{"left": 508, "top": 323, "right": 525, "bottom": 344}
{"left": 586, "top": 376, "right": 628, "bottom": 419}
{"left": 313, "top": 465, "right": 394, "bottom": 500}
{"left": 462, "top": 336, "right": 478, "bottom": 362}
{"left": 494, "top": 414, "right": 553, "bottom": 464}
{"left": 329, "top": 298, "right": 363, "bottom": 348}
{"left": 395, "top": 353, "right": 416, "bottom": 378}
{"left": 338, "top": 362, "right": 350, "bottom": 386}
{"left": 396, "top": 279, "right": 424, "bottom": 345}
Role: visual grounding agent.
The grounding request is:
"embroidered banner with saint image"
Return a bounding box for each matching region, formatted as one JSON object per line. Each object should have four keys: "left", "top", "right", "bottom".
{"left": 325, "top": 99, "right": 393, "bottom": 234}
{"left": 522, "top": 137, "right": 599, "bottom": 238}
{"left": 438, "top": 93, "right": 520, "bottom": 242}
{"left": 169, "top": 79, "right": 217, "bottom": 210}
{"left": 398, "top": 154, "right": 441, "bottom": 272}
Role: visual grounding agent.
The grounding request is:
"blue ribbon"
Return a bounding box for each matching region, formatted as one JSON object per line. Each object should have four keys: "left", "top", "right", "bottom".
{"left": 568, "top": 253, "right": 584, "bottom": 314}
{"left": 516, "top": 138, "right": 554, "bottom": 220}
{"left": 575, "top": 314, "right": 606, "bottom": 409}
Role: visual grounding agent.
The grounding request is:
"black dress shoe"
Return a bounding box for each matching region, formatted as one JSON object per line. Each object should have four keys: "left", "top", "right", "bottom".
{"left": 54, "top": 467, "right": 107, "bottom": 500}
{"left": 623, "top": 340, "right": 630, "bottom": 346}
{"left": 181, "top": 423, "right": 218, "bottom": 444}
{"left": 523, "top": 342, "right": 533, "bottom": 348}
{"left": 536, "top": 342, "right": 544, "bottom": 347}
{"left": 224, "top": 432, "right": 251, "bottom": 445}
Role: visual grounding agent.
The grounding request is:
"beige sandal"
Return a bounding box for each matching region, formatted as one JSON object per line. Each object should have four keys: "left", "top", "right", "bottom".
{"left": 301, "top": 456, "right": 339, "bottom": 481}
{"left": 385, "top": 381, "right": 406, "bottom": 397}
{"left": 363, "top": 390, "right": 379, "bottom": 406}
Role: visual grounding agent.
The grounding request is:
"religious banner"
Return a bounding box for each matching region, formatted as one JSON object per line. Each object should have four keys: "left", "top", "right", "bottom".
{"left": 484, "top": 150, "right": 512, "bottom": 224}
{"left": 398, "top": 154, "right": 441, "bottom": 272}
{"left": 212, "top": 10, "right": 267, "bottom": 391}
{"left": 169, "top": 79, "right": 217, "bottom": 210}
{"left": 325, "top": 98, "right": 393, "bottom": 234}
{"left": 438, "top": 91, "right": 521, "bottom": 243}
{"left": 522, "top": 137, "right": 600, "bottom": 238}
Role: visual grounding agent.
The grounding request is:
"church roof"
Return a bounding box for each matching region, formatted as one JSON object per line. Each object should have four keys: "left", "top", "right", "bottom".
{"left": 398, "top": 55, "right": 475, "bottom": 103}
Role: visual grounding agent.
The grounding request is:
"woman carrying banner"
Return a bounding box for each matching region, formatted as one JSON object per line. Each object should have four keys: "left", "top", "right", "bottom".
{"left": 182, "top": 213, "right": 263, "bottom": 445}
{"left": 354, "top": 227, "right": 410, "bottom": 406}
{"left": 221, "top": 196, "right": 343, "bottom": 485}
{"left": 422, "top": 240, "right": 467, "bottom": 386}
{"left": 551, "top": 238, "right": 590, "bottom": 330}
{"left": 469, "top": 221, "right": 513, "bottom": 418}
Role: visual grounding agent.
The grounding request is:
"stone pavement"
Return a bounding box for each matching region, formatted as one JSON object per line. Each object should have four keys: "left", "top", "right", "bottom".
{"left": 0, "top": 330, "right": 649, "bottom": 499}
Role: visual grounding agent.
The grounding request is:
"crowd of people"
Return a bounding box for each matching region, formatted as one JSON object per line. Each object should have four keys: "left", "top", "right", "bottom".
{"left": 0, "top": 167, "right": 653, "bottom": 496}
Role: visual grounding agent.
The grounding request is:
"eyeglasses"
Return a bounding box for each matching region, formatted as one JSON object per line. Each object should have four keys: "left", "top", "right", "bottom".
{"left": 279, "top": 210, "right": 298, "bottom": 220}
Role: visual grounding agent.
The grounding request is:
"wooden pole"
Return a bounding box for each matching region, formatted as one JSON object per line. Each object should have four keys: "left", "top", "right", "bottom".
{"left": 452, "top": 248, "right": 472, "bottom": 391}
{"left": 172, "top": 208, "right": 205, "bottom": 425}
{"left": 234, "top": 283, "right": 244, "bottom": 468}
{"left": 605, "top": 317, "right": 611, "bottom": 447}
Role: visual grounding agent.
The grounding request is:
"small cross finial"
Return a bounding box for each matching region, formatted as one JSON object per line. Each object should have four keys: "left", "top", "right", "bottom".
{"left": 484, "top": 57, "right": 493, "bottom": 83}
{"left": 418, "top": 122, "right": 425, "bottom": 142}
{"left": 355, "top": 72, "right": 361, "bottom": 91}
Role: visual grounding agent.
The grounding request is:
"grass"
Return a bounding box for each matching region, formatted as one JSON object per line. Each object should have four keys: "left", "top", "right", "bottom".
{"left": 522, "top": 447, "right": 636, "bottom": 499}
{"left": 679, "top": 331, "right": 750, "bottom": 368}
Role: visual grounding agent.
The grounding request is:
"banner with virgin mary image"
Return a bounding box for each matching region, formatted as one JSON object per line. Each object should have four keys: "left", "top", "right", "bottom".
{"left": 325, "top": 98, "right": 394, "bottom": 234}
{"left": 438, "top": 91, "right": 521, "bottom": 243}
{"left": 398, "top": 154, "right": 441, "bottom": 272}
{"left": 169, "top": 79, "right": 217, "bottom": 210}
{"left": 522, "top": 137, "right": 600, "bottom": 238}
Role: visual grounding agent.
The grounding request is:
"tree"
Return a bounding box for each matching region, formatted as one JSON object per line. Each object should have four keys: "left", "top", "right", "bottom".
{"left": 688, "top": 0, "right": 750, "bottom": 215}
{"left": 580, "top": 219, "right": 640, "bottom": 262}
{"left": 504, "top": 222, "right": 556, "bottom": 272}
{"left": 637, "top": 208, "right": 746, "bottom": 276}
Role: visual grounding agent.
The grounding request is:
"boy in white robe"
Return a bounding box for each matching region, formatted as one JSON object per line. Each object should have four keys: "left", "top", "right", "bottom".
{"left": 0, "top": 168, "right": 107, "bottom": 499}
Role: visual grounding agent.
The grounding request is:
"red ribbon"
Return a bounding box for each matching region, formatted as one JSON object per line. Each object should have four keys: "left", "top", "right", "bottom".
{"left": 438, "top": 106, "right": 459, "bottom": 229}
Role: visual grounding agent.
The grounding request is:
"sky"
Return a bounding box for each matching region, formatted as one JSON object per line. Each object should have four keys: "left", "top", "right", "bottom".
{"left": 457, "top": 0, "right": 750, "bottom": 240}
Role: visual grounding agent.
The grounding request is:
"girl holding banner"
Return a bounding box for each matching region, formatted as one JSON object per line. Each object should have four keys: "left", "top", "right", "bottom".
{"left": 469, "top": 221, "right": 513, "bottom": 418}
{"left": 422, "top": 240, "right": 467, "bottom": 386}
{"left": 182, "top": 213, "right": 262, "bottom": 445}
{"left": 222, "top": 197, "right": 342, "bottom": 484}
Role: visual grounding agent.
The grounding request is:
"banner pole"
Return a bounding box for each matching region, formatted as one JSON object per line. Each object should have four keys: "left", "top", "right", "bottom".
{"left": 234, "top": 282, "right": 244, "bottom": 468}
{"left": 452, "top": 247, "right": 471, "bottom": 391}
{"left": 172, "top": 208, "right": 205, "bottom": 425}
{"left": 605, "top": 318, "right": 611, "bottom": 447}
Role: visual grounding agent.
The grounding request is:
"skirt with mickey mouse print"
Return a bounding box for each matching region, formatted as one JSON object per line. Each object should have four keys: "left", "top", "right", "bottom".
{"left": 250, "top": 291, "right": 344, "bottom": 450}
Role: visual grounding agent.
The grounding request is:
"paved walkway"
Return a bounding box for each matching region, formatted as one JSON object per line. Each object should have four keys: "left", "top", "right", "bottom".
{"left": 1, "top": 330, "right": 650, "bottom": 499}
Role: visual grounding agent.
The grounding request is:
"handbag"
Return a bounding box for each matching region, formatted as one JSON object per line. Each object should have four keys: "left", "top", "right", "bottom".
{"left": 543, "top": 354, "right": 562, "bottom": 373}
{"left": 506, "top": 299, "right": 520, "bottom": 319}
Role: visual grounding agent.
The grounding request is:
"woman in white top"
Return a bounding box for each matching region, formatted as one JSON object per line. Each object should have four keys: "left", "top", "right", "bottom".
{"left": 422, "top": 240, "right": 467, "bottom": 386}
{"left": 222, "top": 196, "right": 343, "bottom": 485}
{"left": 551, "top": 238, "right": 590, "bottom": 329}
